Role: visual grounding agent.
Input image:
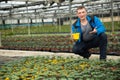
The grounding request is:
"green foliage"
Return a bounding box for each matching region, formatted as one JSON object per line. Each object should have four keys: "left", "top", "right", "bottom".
{"left": 103, "top": 21, "right": 120, "bottom": 31}
{"left": 0, "top": 56, "right": 120, "bottom": 80}
{"left": 0, "top": 24, "right": 71, "bottom": 36}
{"left": 0, "top": 21, "right": 119, "bottom": 36}
{"left": 1, "top": 33, "right": 120, "bottom": 53}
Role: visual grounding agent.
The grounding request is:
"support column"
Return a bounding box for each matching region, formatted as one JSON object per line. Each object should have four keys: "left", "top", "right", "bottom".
{"left": 111, "top": 0, "right": 114, "bottom": 32}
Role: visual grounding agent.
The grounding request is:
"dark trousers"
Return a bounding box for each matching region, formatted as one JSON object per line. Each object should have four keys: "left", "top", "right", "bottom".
{"left": 72, "top": 33, "right": 107, "bottom": 59}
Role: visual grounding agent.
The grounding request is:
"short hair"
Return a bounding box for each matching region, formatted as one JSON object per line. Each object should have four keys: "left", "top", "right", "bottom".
{"left": 76, "top": 6, "right": 87, "bottom": 11}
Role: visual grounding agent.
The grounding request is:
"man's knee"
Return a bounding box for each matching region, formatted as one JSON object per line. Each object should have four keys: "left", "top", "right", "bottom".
{"left": 99, "top": 33, "right": 107, "bottom": 47}
{"left": 99, "top": 33, "right": 107, "bottom": 39}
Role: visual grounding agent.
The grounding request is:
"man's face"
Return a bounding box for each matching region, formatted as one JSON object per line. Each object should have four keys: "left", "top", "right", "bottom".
{"left": 77, "top": 8, "right": 87, "bottom": 20}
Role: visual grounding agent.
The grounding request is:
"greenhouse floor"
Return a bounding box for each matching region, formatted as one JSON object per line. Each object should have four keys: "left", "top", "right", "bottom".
{"left": 0, "top": 49, "right": 120, "bottom": 65}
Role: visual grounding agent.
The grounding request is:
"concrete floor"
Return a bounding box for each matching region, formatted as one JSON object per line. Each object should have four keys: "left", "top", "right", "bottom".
{"left": 0, "top": 49, "right": 120, "bottom": 64}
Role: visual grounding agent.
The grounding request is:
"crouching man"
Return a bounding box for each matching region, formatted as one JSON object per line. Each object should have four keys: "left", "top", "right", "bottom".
{"left": 71, "top": 6, "right": 107, "bottom": 60}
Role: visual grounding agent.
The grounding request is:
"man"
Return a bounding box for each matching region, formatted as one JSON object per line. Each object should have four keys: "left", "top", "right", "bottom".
{"left": 71, "top": 6, "right": 107, "bottom": 60}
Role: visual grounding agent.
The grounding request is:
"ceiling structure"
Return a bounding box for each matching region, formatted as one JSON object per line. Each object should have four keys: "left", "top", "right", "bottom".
{"left": 0, "top": 0, "right": 120, "bottom": 20}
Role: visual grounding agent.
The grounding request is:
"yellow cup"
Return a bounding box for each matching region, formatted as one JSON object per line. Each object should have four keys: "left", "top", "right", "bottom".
{"left": 72, "top": 33, "right": 80, "bottom": 40}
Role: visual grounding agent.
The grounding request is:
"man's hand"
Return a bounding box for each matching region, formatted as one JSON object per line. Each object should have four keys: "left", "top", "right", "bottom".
{"left": 71, "top": 34, "right": 79, "bottom": 42}
{"left": 89, "top": 28, "right": 97, "bottom": 34}
{"left": 71, "top": 35, "right": 76, "bottom": 42}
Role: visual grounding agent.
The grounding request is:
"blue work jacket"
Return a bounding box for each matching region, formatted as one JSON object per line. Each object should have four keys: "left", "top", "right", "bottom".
{"left": 71, "top": 16, "right": 106, "bottom": 42}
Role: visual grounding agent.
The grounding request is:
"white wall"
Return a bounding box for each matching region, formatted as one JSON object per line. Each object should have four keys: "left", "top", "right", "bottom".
{"left": 0, "top": 16, "right": 120, "bottom": 25}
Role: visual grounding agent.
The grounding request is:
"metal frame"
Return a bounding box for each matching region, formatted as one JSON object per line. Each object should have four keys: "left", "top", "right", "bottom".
{"left": 0, "top": 0, "right": 120, "bottom": 31}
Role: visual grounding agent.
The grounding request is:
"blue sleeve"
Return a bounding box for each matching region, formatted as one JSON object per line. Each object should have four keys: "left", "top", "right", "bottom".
{"left": 94, "top": 16, "right": 106, "bottom": 35}
{"left": 71, "top": 25, "right": 75, "bottom": 33}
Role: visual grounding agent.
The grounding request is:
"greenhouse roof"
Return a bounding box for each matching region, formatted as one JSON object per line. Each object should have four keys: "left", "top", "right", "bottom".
{"left": 0, "top": 0, "right": 120, "bottom": 19}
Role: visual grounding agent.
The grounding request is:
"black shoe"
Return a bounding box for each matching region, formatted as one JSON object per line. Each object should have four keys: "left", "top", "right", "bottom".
{"left": 83, "top": 52, "right": 91, "bottom": 59}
